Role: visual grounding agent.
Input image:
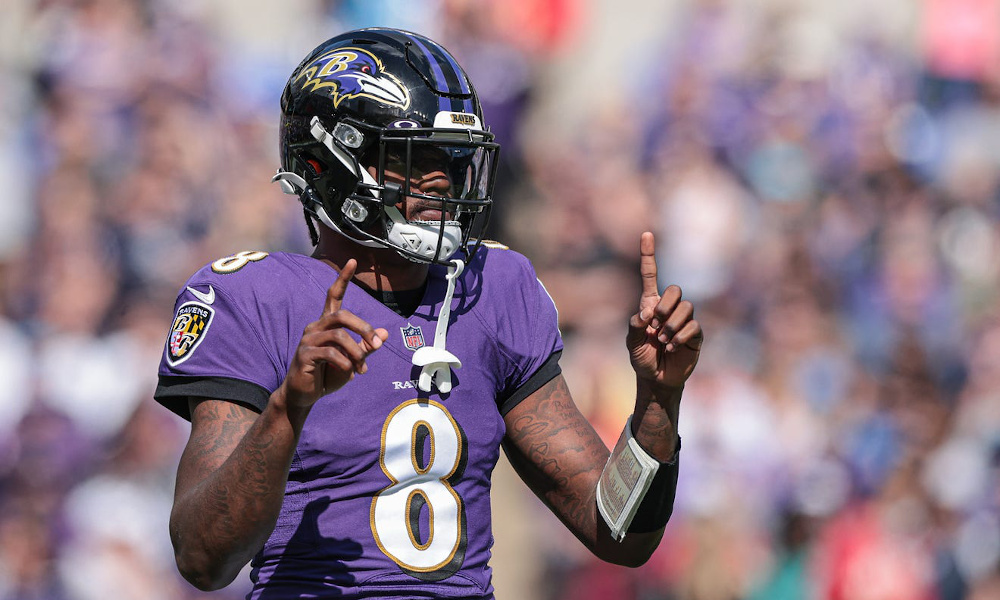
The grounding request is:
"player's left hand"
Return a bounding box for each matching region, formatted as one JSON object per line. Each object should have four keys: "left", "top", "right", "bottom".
{"left": 626, "top": 231, "right": 703, "bottom": 389}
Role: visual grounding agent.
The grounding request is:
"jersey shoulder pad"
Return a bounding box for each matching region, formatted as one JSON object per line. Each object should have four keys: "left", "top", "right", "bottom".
{"left": 472, "top": 241, "right": 534, "bottom": 279}
{"left": 181, "top": 250, "right": 283, "bottom": 306}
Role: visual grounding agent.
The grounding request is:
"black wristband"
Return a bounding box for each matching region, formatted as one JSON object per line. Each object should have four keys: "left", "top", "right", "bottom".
{"left": 626, "top": 436, "right": 680, "bottom": 533}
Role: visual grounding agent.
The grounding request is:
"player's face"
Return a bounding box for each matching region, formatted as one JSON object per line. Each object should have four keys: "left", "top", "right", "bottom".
{"left": 365, "top": 141, "right": 492, "bottom": 223}
{"left": 366, "top": 145, "right": 453, "bottom": 221}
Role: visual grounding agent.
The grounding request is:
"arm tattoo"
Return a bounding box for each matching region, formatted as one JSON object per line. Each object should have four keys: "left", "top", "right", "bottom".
{"left": 172, "top": 398, "right": 300, "bottom": 584}
{"left": 632, "top": 385, "right": 681, "bottom": 459}
{"left": 505, "top": 377, "right": 673, "bottom": 564}
{"left": 504, "top": 376, "right": 610, "bottom": 545}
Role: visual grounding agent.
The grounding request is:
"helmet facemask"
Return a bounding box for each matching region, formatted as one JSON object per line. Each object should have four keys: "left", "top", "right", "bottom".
{"left": 277, "top": 115, "right": 499, "bottom": 265}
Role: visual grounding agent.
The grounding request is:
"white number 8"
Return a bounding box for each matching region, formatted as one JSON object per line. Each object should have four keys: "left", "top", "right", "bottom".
{"left": 211, "top": 250, "right": 269, "bottom": 274}
{"left": 371, "top": 399, "right": 467, "bottom": 579}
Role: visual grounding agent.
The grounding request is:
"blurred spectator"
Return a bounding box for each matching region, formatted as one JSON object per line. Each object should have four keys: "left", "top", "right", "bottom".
{"left": 1, "top": 1, "right": 999, "bottom": 599}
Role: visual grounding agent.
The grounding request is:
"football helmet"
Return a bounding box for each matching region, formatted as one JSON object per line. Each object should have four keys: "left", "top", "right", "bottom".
{"left": 275, "top": 28, "right": 500, "bottom": 264}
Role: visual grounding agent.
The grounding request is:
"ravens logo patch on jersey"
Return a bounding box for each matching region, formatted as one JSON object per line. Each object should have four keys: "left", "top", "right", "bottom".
{"left": 167, "top": 302, "right": 215, "bottom": 366}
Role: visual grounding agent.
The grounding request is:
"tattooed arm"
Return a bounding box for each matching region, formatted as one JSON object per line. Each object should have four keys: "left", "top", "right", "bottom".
{"left": 501, "top": 374, "right": 674, "bottom": 566}
{"left": 169, "top": 261, "right": 389, "bottom": 590}
{"left": 502, "top": 233, "right": 701, "bottom": 565}
{"left": 170, "top": 397, "right": 306, "bottom": 590}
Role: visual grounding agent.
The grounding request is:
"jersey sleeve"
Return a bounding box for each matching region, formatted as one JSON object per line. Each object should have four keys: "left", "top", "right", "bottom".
{"left": 154, "top": 269, "right": 283, "bottom": 421}
{"left": 488, "top": 251, "right": 564, "bottom": 415}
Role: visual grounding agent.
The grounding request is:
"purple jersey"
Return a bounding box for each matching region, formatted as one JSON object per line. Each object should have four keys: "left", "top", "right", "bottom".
{"left": 155, "top": 245, "right": 563, "bottom": 599}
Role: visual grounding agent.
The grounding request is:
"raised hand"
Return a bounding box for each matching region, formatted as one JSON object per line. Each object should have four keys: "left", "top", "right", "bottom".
{"left": 279, "top": 259, "right": 390, "bottom": 409}
{"left": 626, "top": 232, "right": 703, "bottom": 389}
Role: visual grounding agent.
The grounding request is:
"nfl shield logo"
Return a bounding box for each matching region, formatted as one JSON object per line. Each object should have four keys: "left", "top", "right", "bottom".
{"left": 400, "top": 323, "right": 425, "bottom": 351}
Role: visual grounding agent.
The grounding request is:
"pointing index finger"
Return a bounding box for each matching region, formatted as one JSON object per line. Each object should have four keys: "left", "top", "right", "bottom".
{"left": 639, "top": 231, "right": 659, "bottom": 301}
{"left": 324, "top": 259, "right": 357, "bottom": 315}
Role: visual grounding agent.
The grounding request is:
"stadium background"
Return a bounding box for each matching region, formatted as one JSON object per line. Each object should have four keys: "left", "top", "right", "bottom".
{"left": 1, "top": 0, "right": 999, "bottom": 598}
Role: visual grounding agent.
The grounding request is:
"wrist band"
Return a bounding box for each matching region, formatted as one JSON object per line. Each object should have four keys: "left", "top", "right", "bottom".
{"left": 626, "top": 436, "right": 679, "bottom": 533}
{"left": 596, "top": 416, "right": 680, "bottom": 541}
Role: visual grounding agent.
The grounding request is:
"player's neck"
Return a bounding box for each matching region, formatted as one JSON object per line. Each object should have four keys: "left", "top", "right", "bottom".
{"left": 312, "top": 231, "right": 429, "bottom": 292}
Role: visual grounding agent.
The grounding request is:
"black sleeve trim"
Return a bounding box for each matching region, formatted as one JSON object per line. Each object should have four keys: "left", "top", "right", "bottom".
{"left": 497, "top": 350, "right": 562, "bottom": 416}
{"left": 154, "top": 375, "right": 271, "bottom": 421}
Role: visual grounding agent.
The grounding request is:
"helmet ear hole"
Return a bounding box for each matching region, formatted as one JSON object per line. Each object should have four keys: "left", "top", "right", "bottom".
{"left": 305, "top": 158, "right": 323, "bottom": 176}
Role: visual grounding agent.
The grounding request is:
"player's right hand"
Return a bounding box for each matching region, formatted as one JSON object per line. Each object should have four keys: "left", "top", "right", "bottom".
{"left": 278, "top": 259, "right": 389, "bottom": 410}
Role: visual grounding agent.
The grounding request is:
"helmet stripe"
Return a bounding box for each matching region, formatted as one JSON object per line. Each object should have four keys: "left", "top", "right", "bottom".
{"left": 431, "top": 41, "right": 470, "bottom": 94}
{"left": 407, "top": 35, "right": 468, "bottom": 110}
{"left": 401, "top": 33, "right": 451, "bottom": 112}
{"left": 433, "top": 41, "right": 476, "bottom": 115}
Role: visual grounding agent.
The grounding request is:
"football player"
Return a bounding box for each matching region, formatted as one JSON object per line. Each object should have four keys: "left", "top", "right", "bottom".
{"left": 155, "top": 27, "right": 702, "bottom": 598}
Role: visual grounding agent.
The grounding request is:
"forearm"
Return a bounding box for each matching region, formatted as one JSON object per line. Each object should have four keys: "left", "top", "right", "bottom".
{"left": 589, "top": 381, "right": 683, "bottom": 562}
{"left": 170, "top": 395, "right": 310, "bottom": 590}
{"left": 630, "top": 379, "right": 681, "bottom": 461}
{"left": 504, "top": 375, "right": 670, "bottom": 567}
{"left": 507, "top": 433, "right": 667, "bottom": 568}
{"left": 520, "top": 461, "right": 667, "bottom": 567}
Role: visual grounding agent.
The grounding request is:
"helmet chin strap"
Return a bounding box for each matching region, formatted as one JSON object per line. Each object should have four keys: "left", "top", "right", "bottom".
{"left": 272, "top": 170, "right": 384, "bottom": 248}
{"left": 411, "top": 259, "right": 464, "bottom": 393}
{"left": 384, "top": 205, "right": 462, "bottom": 263}
{"left": 273, "top": 169, "right": 460, "bottom": 261}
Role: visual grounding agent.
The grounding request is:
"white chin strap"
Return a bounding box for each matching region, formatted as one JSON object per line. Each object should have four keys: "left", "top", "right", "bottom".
{"left": 412, "top": 259, "right": 464, "bottom": 393}
{"left": 384, "top": 206, "right": 462, "bottom": 263}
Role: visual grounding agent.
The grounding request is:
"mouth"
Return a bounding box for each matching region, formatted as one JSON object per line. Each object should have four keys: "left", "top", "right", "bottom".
{"left": 412, "top": 210, "right": 452, "bottom": 223}
{"left": 409, "top": 201, "right": 455, "bottom": 222}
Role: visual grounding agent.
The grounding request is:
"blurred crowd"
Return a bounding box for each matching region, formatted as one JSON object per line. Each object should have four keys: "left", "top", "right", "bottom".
{"left": 1, "top": 0, "right": 999, "bottom": 599}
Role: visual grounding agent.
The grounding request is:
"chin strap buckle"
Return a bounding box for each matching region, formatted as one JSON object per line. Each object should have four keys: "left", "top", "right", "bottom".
{"left": 411, "top": 259, "right": 465, "bottom": 393}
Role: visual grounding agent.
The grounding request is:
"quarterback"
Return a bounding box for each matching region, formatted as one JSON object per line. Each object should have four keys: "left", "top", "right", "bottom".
{"left": 155, "top": 28, "right": 701, "bottom": 599}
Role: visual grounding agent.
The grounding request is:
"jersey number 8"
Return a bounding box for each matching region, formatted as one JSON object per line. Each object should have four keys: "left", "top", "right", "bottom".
{"left": 371, "top": 399, "right": 468, "bottom": 581}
